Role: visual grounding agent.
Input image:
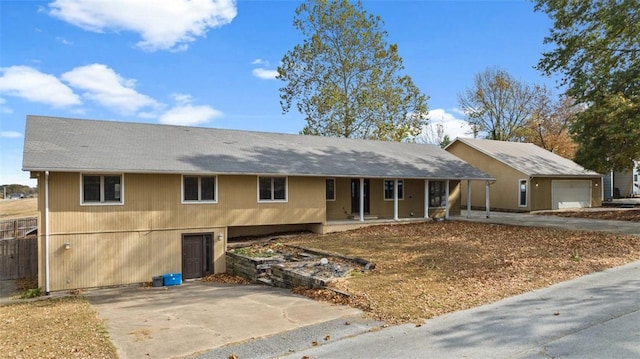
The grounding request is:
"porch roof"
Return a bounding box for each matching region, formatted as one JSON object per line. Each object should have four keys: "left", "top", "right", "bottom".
{"left": 23, "top": 115, "right": 494, "bottom": 181}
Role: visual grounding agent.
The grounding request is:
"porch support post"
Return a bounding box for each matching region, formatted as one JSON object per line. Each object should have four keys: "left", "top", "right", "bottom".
{"left": 485, "top": 181, "right": 491, "bottom": 218}
{"left": 393, "top": 179, "right": 399, "bottom": 220}
{"left": 467, "top": 179, "right": 471, "bottom": 219}
{"left": 445, "top": 179, "right": 450, "bottom": 219}
{"left": 359, "top": 177, "right": 364, "bottom": 222}
{"left": 424, "top": 180, "right": 429, "bottom": 219}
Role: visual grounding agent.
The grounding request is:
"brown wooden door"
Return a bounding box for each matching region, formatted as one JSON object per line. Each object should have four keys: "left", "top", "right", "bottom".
{"left": 182, "top": 234, "right": 213, "bottom": 279}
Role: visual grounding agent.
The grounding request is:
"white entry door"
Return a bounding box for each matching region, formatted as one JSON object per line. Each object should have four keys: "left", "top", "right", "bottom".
{"left": 551, "top": 180, "right": 592, "bottom": 209}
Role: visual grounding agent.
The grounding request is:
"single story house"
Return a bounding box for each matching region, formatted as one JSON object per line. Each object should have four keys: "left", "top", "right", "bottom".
{"left": 23, "top": 115, "right": 494, "bottom": 292}
{"left": 445, "top": 138, "right": 602, "bottom": 212}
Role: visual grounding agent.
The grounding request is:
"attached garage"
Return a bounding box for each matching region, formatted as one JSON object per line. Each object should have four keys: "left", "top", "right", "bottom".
{"left": 446, "top": 138, "right": 603, "bottom": 212}
{"left": 552, "top": 180, "right": 592, "bottom": 209}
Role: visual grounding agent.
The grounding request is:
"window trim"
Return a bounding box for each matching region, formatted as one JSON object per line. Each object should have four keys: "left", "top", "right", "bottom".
{"left": 383, "top": 179, "right": 404, "bottom": 201}
{"left": 181, "top": 175, "right": 218, "bottom": 204}
{"left": 257, "top": 176, "right": 288, "bottom": 203}
{"left": 518, "top": 179, "right": 528, "bottom": 208}
{"left": 80, "top": 173, "right": 125, "bottom": 206}
{"left": 326, "top": 178, "right": 336, "bottom": 201}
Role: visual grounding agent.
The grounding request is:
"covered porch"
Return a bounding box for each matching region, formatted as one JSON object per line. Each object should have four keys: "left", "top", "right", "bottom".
{"left": 325, "top": 177, "right": 492, "bottom": 224}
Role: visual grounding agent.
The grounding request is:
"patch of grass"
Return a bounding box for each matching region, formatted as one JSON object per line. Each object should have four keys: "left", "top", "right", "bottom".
{"left": 287, "top": 221, "right": 640, "bottom": 324}
{"left": 0, "top": 296, "right": 117, "bottom": 358}
{"left": 0, "top": 198, "right": 37, "bottom": 220}
{"left": 19, "top": 287, "right": 42, "bottom": 299}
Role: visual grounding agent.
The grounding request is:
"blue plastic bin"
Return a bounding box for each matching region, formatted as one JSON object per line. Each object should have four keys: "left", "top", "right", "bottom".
{"left": 162, "top": 273, "right": 182, "bottom": 286}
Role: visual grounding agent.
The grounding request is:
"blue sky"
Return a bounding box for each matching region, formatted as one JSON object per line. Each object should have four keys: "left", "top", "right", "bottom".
{"left": 0, "top": 0, "right": 555, "bottom": 186}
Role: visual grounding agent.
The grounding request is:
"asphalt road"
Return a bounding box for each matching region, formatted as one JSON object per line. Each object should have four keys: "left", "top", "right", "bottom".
{"left": 279, "top": 260, "right": 640, "bottom": 358}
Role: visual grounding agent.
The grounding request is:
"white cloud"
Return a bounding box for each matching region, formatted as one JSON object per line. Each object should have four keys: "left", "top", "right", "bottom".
{"left": 252, "top": 58, "right": 266, "bottom": 65}
{"left": 421, "top": 108, "right": 473, "bottom": 142}
{"left": 170, "top": 93, "right": 194, "bottom": 106}
{"left": 252, "top": 68, "right": 278, "bottom": 80}
{"left": 56, "top": 36, "right": 73, "bottom": 45}
{"left": 48, "top": 0, "right": 237, "bottom": 52}
{"left": 159, "top": 104, "right": 222, "bottom": 126}
{"left": 0, "top": 131, "right": 22, "bottom": 138}
{"left": 61, "top": 64, "right": 159, "bottom": 114}
{"left": 0, "top": 66, "right": 81, "bottom": 107}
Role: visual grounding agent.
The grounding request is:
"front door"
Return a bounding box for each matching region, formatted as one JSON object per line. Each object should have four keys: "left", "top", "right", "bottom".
{"left": 351, "top": 179, "right": 370, "bottom": 214}
{"left": 182, "top": 233, "right": 213, "bottom": 279}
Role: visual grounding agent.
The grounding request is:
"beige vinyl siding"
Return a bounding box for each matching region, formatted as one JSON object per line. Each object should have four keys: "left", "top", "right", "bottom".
{"left": 326, "top": 178, "right": 353, "bottom": 220}
{"left": 45, "top": 173, "right": 325, "bottom": 234}
{"left": 37, "top": 172, "right": 325, "bottom": 291}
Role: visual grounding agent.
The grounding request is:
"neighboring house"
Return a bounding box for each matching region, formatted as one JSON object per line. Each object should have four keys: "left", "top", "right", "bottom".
{"left": 23, "top": 115, "right": 494, "bottom": 292}
{"left": 445, "top": 138, "right": 602, "bottom": 212}
{"left": 7, "top": 193, "right": 25, "bottom": 199}
{"left": 603, "top": 161, "right": 639, "bottom": 200}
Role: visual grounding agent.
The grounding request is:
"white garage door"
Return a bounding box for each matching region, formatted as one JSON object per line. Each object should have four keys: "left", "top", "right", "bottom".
{"left": 552, "top": 180, "right": 592, "bottom": 209}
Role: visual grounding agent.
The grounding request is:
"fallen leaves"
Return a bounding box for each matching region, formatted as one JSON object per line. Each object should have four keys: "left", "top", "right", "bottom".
{"left": 0, "top": 297, "right": 117, "bottom": 358}
{"left": 286, "top": 221, "right": 640, "bottom": 324}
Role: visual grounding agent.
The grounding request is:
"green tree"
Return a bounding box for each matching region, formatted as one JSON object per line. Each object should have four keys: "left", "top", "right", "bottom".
{"left": 277, "top": 0, "right": 428, "bottom": 141}
{"left": 457, "top": 67, "right": 540, "bottom": 141}
{"left": 534, "top": 0, "right": 640, "bottom": 172}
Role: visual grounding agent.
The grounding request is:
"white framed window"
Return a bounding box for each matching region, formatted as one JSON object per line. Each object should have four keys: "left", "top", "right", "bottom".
{"left": 383, "top": 179, "right": 403, "bottom": 200}
{"left": 326, "top": 178, "right": 336, "bottom": 201}
{"left": 518, "top": 179, "right": 528, "bottom": 207}
{"left": 80, "top": 174, "right": 124, "bottom": 205}
{"left": 258, "top": 176, "right": 287, "bottom": 202}
{"left": 182, "top": 175, "right": 217, "bottom": 203}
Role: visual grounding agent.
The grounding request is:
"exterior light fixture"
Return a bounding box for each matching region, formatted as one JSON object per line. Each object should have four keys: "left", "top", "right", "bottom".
{"left": 64, "top": 243, "right": 71, "bottom": 250}
{"left": 218, "top": 233, "right": 224, "bottom": 241}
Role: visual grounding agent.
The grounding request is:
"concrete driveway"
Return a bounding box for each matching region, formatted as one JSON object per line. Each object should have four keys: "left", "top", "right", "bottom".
{"left": 459, "top": 210, "right": 640, "bottom": 236}
{"left": 86, "top": 282, "right": 365, "bottom": 359}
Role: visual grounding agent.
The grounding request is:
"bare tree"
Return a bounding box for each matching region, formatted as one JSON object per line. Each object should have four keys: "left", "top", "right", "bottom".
{"left": 458, "top": 67, "right": 539, "bottom": 141}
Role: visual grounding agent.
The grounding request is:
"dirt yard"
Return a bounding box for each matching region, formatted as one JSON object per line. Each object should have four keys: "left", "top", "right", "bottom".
{"left": 0, "top": 198, "right": 38, "bottom": 220}
{"left": 287, "top": 221, "right": 640, "bottom": 324}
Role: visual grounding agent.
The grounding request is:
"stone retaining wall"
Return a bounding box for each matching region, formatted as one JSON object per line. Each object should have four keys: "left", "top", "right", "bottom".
{"left": 225, "top": 252, "right": 283, "bottom": 283}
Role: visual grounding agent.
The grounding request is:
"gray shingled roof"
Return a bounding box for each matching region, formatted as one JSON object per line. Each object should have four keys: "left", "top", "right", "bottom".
{"left": 23, "top": 115, "right": 494, "bottom": 180}
{"left": 450, "top": 138, "right": 601, "bottom": 177}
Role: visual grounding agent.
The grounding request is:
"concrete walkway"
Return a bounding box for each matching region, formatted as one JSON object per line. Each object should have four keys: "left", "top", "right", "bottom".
{"left": 283, "top": 260, "right": 640, "bottom": 358}
{"left": 457, "top": 210, "right": 640, "bottom": 236}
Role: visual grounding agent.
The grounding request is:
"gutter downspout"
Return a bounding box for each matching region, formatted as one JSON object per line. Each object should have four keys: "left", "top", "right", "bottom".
{"left": 45, "top": 171, "right": 50, "bottom": 295}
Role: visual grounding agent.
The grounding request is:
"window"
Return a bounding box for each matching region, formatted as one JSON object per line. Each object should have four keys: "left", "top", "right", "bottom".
{"left": 518, "top": 179, "right": 528, "bottom": 207}
{"left": 429, "top": 181, "right": 446, "bottom": 207}
{"left": 258, "top": 176, "right": 287, "bottom": 201}
{"left": 182, "top": 175, "right": 217, "bottom": 203}
{"left": 326, "top": 178, "right": 336, "bottom": 201}
{"left": 81, "top": 174, "right": 123, "bottom": 204}
{"left": 384, "top": 179, "right": 403, "bottom": 200}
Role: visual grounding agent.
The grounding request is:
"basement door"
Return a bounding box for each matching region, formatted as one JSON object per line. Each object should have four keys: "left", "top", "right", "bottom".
{"left": 182, "top": 233, "right": 213, "bottom": 280}
{"left": 551, "top": 180, "right": 592, "bottom": 209}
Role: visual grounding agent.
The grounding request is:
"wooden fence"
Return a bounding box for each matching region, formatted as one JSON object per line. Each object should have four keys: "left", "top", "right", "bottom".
{"left": 0, "top": 217, "right": 37, "bottom": 240}
{"left": 0, "top": 237, "right": 38, "bottom": 280}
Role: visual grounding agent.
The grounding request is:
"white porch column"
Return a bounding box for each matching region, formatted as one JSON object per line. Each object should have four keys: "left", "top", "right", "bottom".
{"left": 424, "top": 180, "right": 430, "bottom": 219}
{"left": 485, "top": 181, "right": 491, "bottom": 218}
{"left": 445, "top": 179, "right": 450, "bottom": 219}
{"left": 359, "top": 177, "right": 365, "bottom": 222}
{"left": 393, "top": 179, "right": 399, "bottom": 220}
{"left": 467, "top": 179, "right": 472, "bottom": 219}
